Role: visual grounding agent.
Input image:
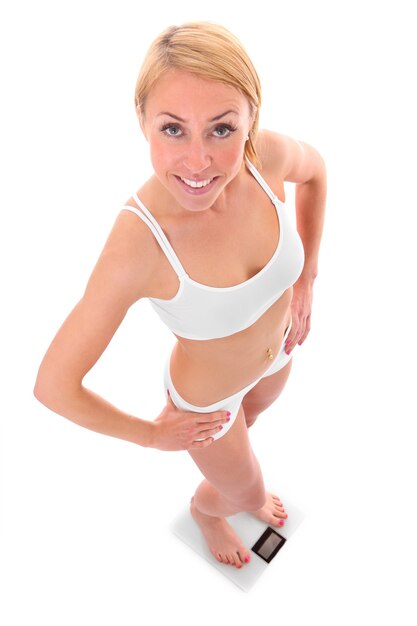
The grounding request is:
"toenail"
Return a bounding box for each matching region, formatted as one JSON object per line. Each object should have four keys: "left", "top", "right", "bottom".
{"left": 279, "top": 520, "right": 285, "bottom": 526}
{"left": 244, "top": 556, "right": 250, "bottom": 563}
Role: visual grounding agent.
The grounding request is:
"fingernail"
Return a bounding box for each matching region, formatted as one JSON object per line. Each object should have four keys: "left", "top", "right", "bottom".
{"left": 167, "top": 389, "right": 170, "bottom": 396}
{"left": 226, "top": 411, "right": 231, "bottom": 416}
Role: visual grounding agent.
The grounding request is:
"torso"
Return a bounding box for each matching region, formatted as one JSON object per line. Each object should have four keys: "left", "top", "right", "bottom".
{"left": 125, "top": 136, "right": 293, "bottom": 405}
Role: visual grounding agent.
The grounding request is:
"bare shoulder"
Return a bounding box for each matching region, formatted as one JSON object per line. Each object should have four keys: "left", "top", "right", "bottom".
{"left": 33, "top": 207, "right": 160, "bottom": 392}
{"left": 255, "top": 129, "right": 326, "bottom": 184}
{"left": 84, "top": 206, "right": 159, "bottom": 305}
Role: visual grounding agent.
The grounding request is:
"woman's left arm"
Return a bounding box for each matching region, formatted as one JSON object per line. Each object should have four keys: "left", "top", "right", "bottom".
{"left": 279, "top": 136, "right": 327, "bottom": 354}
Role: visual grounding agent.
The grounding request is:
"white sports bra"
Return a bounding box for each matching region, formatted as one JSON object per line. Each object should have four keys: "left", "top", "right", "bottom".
{"left": 122, "top": 157, "right": 305, "bottom": 340}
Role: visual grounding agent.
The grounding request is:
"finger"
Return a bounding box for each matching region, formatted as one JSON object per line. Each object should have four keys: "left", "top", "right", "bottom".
{"left": 299, "top": 315, "right": 311, "bottom": 345}
{"left": 285, "top": 316, "right": 299, "bottom": 353}
{"left": 196, "top": 417, "right": 229, "bottom": 432}
{"left": 198, "top": 423, "right": 224, "bottom": 437}
{"left": 284, "top": 340, "right": 293, "bottom": 355}
{"left": 288, "top": 316, "right": 308, "bottom": 352}
{"left": 285, "top": 329, "right": 298, "bottom": 354}
{"left": 195, "top": 411, "right": 230, "bottom": 425}
{"left": 189, "top": 437, "right": 214, "bottom": 449}
{"left": 299, "top": 313, "right": 311, "bottom": 344}
{"left": 296, "top": 318, "right": 306, "bottom": 346}
{"left": 285, "top": 327, "right": 296, "bottom": 349}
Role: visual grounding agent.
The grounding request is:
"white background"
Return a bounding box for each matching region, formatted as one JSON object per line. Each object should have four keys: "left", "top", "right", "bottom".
{"left": 1, "top": 0, "right": 416, "bottom": 623}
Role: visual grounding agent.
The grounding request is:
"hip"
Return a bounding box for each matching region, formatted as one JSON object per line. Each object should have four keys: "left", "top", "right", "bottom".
{"left": 167, "top": 307, "right": 293, "bottom": 407}
{"left": 163, "top": 321, "right": 293, "bottom": 440}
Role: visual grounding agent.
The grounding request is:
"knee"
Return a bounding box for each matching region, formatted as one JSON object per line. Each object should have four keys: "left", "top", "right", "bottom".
{"left": 245, "top": 413, "right": 259, "bottom": 429}
{"left": 236, "top": 490, "right": 266, "bottom": 512}
{"left": 228, "top": 479, "right": 266, "bottom": 512}
{"left": 242, "top": 406, "right": 259, "bottom": 429}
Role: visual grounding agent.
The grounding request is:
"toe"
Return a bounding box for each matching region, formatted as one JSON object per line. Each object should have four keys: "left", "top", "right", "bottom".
{"left": 233, "top": 555, "right": 243, "bottom": 569}
{"left": 274, "top": 503, "right": 287, "bottom": 518}
{"left": 238, "top": 550, "right": 251, "bottom": 565}
{"left": 270, "top": 514, "right": 281, "bottom": 527}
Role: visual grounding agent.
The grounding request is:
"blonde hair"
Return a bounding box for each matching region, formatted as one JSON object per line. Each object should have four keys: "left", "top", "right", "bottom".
{"left": 134, "top": 21, "right": 262, "bottom": 169}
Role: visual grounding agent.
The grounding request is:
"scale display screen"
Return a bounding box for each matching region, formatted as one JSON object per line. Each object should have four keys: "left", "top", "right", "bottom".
{"left": 251, "top": 527, "right": 287, "bottom": 563}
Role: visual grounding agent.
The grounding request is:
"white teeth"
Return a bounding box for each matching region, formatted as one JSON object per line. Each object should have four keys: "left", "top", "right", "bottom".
{"left": 180, "top": 176, "right": 214, "bottom": 188}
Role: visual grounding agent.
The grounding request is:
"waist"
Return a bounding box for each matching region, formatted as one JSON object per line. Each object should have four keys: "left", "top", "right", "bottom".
{"left": 169, "top": 296, "right": 292, "bottom": 405}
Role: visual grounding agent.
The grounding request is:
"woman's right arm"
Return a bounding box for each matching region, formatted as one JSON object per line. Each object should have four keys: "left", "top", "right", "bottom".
{"left": 33, "top": 212, "right": 157, "bottom": 447}
{"left": 34, "top": 212, "right": 229, "bottom": 450}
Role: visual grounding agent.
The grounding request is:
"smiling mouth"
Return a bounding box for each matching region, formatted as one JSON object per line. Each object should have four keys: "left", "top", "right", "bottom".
{"left": 178, "top": 176, "right": 215, "bottom": 189}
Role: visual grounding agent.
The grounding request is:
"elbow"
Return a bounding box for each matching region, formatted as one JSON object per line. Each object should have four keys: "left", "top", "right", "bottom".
{"left": 33, "top": 367, "right": 66, "bottom": 410}
{"left": 34, "top": 365, "right": 82, "bottom": 411}
{"left": 33, "top": 371, "right": 53, "bottom": 408}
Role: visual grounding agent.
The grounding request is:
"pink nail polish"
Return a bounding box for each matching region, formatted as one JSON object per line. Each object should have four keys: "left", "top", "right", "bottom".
{"left": 279, "top": 520, "right": 285, "bottom": 527}
{"left": 244, "top": 556, "right": 250, "bottom": 563}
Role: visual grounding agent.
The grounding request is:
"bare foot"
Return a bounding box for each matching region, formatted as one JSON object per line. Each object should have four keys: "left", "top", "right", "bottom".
{"left": 190, "top": 497, "right": 251, "bottom": 568}
{"left": 251, "top": 491, "right": 288, "bottom": 528}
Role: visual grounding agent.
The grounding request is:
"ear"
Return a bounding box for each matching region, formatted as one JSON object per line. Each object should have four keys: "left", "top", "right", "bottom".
{"left": 137, "top": 106, "right": 148, "bottom": 139}
{"left": 248, "top": 104, "right": 256, "bottom": 133}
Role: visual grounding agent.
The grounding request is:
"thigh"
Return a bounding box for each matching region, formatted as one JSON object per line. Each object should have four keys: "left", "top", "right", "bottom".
{"left": 242, "top": 358, "right": 292, "bottom": 415}
{"left": 188, "top": 403, "right": 263, "bottom": 501}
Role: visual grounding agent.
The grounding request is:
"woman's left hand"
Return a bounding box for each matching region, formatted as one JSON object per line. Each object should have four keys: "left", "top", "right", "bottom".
{"left": 285, "top": 278, "right": 315, "bottom": 355}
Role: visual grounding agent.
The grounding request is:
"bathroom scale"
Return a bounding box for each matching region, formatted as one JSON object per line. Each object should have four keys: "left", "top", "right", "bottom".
{"left": 170, "top": 491, "right": 304, "bottom": 591}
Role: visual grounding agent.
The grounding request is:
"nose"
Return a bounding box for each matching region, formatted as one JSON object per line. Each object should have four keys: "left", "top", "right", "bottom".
{"left": 182, "top": 137, "right": 211, "bottom": 174}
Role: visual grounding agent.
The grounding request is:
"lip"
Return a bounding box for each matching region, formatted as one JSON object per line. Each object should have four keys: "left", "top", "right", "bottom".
{"left": 174, "top": 175, "right": 219, "bottom": 195}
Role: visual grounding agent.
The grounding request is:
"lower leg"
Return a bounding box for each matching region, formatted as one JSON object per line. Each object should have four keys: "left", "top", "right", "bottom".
{"left": 193, "top": 474, "right": 288, "bottom": 525}
{"left": 187, "top": 407, "right": 285, "bottom": 568}
{"left": 189, "top": 463, "right": 265, "bottom": 569}
{"left": 193, "top": 446, "right": 266, "bottom": 517}
{"left": 193, "top": 477, "right": 265, "bottom": 517}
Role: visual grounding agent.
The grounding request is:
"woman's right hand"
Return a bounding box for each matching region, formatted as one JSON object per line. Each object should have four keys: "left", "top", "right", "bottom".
{"left": 149, "top": 392, "right": 231, "bottom": 451}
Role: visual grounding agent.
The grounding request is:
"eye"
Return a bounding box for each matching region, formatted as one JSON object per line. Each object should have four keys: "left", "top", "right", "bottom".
{"left": 213, "top": 124, "right": 237, "bottom": 138}
{"left": 161, "top": 124, "right": 182, "bottom": 137}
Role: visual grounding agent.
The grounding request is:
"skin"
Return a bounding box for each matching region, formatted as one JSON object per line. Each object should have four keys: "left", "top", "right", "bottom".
{"left": 34, "top": 68, "right": 326, "bottom": 569}
{"left": 135, "top": 70, "right": 326, "bottom": 567}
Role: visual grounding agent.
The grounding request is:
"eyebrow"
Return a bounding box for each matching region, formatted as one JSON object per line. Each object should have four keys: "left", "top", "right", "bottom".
{"left": 156, "top": 110, "right": 239, "bottom": 122}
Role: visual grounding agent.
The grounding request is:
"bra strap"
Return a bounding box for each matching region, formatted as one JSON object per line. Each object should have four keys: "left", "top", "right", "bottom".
{"left": 245, "top": 157, "right": 284, "bottom": 206}
{"left": 122, "top": 198, "right": 187, "bottom": 279}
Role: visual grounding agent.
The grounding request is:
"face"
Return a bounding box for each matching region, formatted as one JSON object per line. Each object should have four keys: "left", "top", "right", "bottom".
{"left": 139, "top": 69, "right": 253, "bottom": 213}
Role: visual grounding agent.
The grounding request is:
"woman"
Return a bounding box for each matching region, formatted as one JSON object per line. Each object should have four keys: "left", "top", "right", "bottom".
{"left": 34, "top": 22, "right": 326, "bottom": 570}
